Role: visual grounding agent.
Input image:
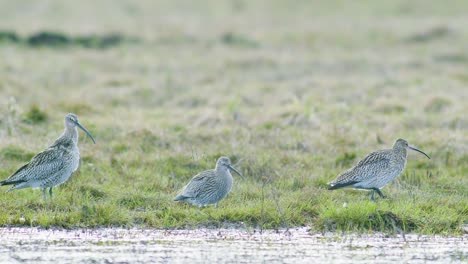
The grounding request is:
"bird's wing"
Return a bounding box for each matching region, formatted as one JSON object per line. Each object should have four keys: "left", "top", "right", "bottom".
{"left": 178, "top": 170, "right": 214, "bottom": 198}
{"left": 332, "top": 150, "right": 391, "bottom": 185}
{"left": 2, "top": 147, "right": 65, "bottom": 183}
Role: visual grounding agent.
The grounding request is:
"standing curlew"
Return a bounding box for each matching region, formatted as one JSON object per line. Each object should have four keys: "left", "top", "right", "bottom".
{"left": 174, "top": 156, "right": 244, "bottom": 208}
{"left": 328, "top": 138, "right": 430, "bottom": 201}
{"left": 1, "top": 113, "right": 95, "bottom": 200}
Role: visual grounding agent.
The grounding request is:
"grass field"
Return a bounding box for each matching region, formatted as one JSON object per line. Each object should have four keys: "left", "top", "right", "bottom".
{"left": 0, "top": 0, "right": 466, "bottom": 234}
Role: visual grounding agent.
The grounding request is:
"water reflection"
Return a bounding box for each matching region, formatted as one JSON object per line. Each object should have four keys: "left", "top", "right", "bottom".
{"left": 0, "top": 228, "right": 466, "bottom": 263}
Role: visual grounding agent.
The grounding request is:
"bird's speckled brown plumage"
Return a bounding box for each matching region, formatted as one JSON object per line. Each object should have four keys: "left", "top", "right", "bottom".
{"left": 328, "top": 138, "right": 430, "bottom": 200}
{"left": 1, "top": 113, "right": 95, "bottom": 200}
{"left": 174, "top": 157, "right": 243, "bottom": 208}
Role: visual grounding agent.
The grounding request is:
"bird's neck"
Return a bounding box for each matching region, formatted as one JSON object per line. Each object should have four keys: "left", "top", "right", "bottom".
{"left": 216, "top": 166, "right": 230, "bottom": 178}
{"left": 57, "top": 126, "right": 78, "bottom": 145}
{"left": 393, "top": 146, "right": 407, "bottom": 159}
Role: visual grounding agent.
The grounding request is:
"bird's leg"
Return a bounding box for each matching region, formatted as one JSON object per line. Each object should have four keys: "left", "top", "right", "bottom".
{"left": 369, "top": 190, "right": 375, "bottom": 201}
{"left": 42, "top": 188, "right": 47, "bottom": 201}
{"left": 375, "top": 188, "right": 386, "bottom": 199}
{"left": 215, "top": 203, "right": 218, "bottom": 209}
{"left": 49, "top": 187, "right": 53, "bottom": 199}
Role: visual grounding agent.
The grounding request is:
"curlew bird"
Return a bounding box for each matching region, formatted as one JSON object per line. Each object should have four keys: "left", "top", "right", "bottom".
{"left": 174, "top": 156, "right": 244, "bottom": 208}
{"left": 328, "top": 138, "right": 430, "bottom": 201}
{"left": 1, "top": 113, "right": 95, "bottom": 200}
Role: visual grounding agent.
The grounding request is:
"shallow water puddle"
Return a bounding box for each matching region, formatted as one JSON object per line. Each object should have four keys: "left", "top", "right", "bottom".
{"left": 0, "top": 227, "right": 466, "bottom": 263}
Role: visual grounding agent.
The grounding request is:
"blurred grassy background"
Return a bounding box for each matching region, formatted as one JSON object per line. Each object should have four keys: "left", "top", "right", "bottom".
{"left": 0, "top": 0, "right": 466, "bottom": 234}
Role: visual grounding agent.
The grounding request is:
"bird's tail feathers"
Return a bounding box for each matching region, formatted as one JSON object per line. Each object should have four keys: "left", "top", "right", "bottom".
{"left": 0, "top": 179, "right": 25, "bottom": 186}
{"left": 173, "top": 195, "right": 187, "bottom": 201}
{"left": 328, "top": 181, "right": 358, "bottom": 190}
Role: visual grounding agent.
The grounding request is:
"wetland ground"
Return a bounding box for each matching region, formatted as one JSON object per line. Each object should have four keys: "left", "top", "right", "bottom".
{"left": 0, "top": 227, "right": 467, "bottom": 263}
{"left": 0, "top": 0, "right": 466, "bottom": 235}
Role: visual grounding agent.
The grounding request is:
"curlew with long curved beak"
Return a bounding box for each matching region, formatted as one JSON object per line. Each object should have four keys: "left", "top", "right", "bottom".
{"left": 1, "top": 113, "right": 96, "bottom": 200}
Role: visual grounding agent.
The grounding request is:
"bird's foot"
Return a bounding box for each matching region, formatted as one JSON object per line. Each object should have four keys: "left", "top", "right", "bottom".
{"left": 375, "top": 189, "right": 386, "bottom": 199}
{"left": 369, "top": 190, "right": 375, "bottom": 201}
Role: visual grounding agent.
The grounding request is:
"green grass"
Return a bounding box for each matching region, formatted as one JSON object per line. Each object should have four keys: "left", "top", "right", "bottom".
{"left": 0, "top": 0, "right": 467, "bottom": 234}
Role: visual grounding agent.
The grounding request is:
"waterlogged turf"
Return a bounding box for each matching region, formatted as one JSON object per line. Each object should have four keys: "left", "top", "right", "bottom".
{"left": 0, "top": 1, "right": 467, "bottom": 234}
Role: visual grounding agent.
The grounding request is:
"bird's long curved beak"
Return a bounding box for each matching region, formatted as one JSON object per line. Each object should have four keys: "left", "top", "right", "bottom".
{"left": 74, "top": 121, "right": 96, "bottom": 144}
{"left": 408, "top": 145, "right": 430, "bottom": 159}
{"left": 227, "top": 164, "right": 244, "bottom": 180}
